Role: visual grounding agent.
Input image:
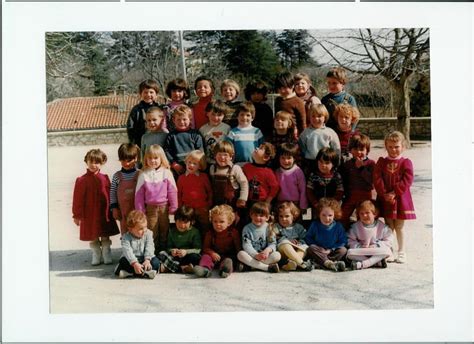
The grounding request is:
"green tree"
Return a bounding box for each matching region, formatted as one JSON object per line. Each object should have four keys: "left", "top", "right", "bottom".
{"left": 275, "top": 30, "right": 316, "bottom": 70}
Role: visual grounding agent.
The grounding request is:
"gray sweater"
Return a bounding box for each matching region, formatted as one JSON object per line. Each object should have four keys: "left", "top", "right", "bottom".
{"left": 274, "top": 223, "right": 308, "bottom": 249}
{"left": 242, "top": 223, "right": 276, "bottom": 258}
{"left": 121, "top": 229, "right": 155, "bottom": 264}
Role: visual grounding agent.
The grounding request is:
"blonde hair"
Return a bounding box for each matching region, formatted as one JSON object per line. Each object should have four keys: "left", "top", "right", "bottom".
{"left": 209, "top": 204, "right": 236, "bottom": 225}
{"left": 143, "top": 144, "right": 170, "bottom": 169}
{"left": 213, "top": 141, "right": 235, "bottom": 157}
{"left": 277, "top": 201, "right": 301, "bottom": 222}
{"left": 315, "top": 198, "right": 342, "bottom": 220}
{"left": 308, "top": 104, "right": 329, "bottom": 123}
{"left": 274, "top": 111, "right": 295, "bottom": 129}
{"left": 220, "top": 79, "right": 241, "bottom": 96}
{"left": 356, "top": 200, "right": 379, "bottom": 218}
{"left": 384, "top": 131, "right": 407, "bottom": 147}
{"left": 126, "top": 210, "right": 147, "bottom": 229}
{"left": 334, "top": 103, "right": 360, "bottom": 124}
{"left": 185, "top": 150, "right": 207, "bottom": 171}
{"left": 294, "top": 72, "right": 312, "bottom": 85}
{"left": 173, "top": 104, "right": 193, "bottom": 121}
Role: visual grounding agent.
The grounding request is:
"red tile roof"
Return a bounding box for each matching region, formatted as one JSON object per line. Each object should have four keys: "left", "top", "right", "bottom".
{"left": 47, "top": 95, "right": 141, "bottom": 132}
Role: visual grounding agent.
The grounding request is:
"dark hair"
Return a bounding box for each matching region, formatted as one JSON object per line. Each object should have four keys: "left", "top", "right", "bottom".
{"left": 118, "top": 143, "right": 140, "bottom": 161}
{"left": 249, "top": 201, "right": 270, "bottom": 217}
{"left": 174, "top": 205, "right": 195, "bottom": 223}
{"left": 244, "top": 80, "right": 268, "bottom": 101}
{"left": 84, "top": 149, "right": 107, "bottom": 164}
{"left": 205, "top": 99, "right": 231, "bottom": 115}
{"left": 165, "top": 78, "right": 190, "bottom": 99}
{"left": 194, "top": 75, "right": 215, "bottom": 93}
{"left": 316, "top": 147, "right": 340, "bottom": 170}
{"left": 236, "top": 101, "right": 256, "bottom": 118}
{"left": 348, "top": 134, "right": 371, "bottom": 154}
{"left": 138, "top": 79, "right": 159, "bottom": 94}
{"left": 274, "top": 71, "right": 295, "bottom": 90}
{"left": 277, "top": 142, "right": 300, "bottom": 159}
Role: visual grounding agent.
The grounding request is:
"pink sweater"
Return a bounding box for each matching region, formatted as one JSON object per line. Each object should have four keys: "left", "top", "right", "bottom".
{"left": 275, "top": 165, "right": 308, "bottom": 209}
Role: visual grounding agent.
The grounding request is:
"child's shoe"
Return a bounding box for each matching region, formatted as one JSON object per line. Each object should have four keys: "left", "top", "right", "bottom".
{"left": 379, "top": 258, "right": 388, "bottom": 268}
{"left": 324, "top": 260, "right": 337, "bottom": 271}
{"left": 101, "top": 238, "right": 113, "bottom": 265}
{"left": 351, "top": 261, "right": 362, "bottom": 270}
{"left": 181, "top": 264, "right": 194, "bottom": 274}
{"left": 395, "top": 251, "right": 407, "bottom": 264}
{"left": 237, "top": 262, "right": 249, "bottom": 272}
{"left": 89, "top": 240, "right": 102, "bottom": 266}
{"left": 298, "top": 260, "right": 314, "bottom": 271}
{"left": 219, "top": 270, "right": 230, "bottom": 278}
{"left": 118, "top": 270, "right": 133, "bottom": 279}
{"left": 282, "top": 259, "right": 297, "bottom": 271}
{"left": 158, "top": 251, "right": 180, "bottom": 272}
{"left": 193, "top": 266, "right": 211, "bottom": 278}
{"left": 336, "top": 261, "right": 346, "bottom": 272}
{"left": 143, "top": 269, "right": 157, "bottom": 279}
{"left": 268, "top": 263, "right": 280, "bottom": 273}
{"left": 219, "top": 258, "right": 233, "bottom": 278}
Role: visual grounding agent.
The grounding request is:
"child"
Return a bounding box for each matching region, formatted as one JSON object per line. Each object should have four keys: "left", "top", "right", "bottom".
{"left": 209, "top": 141, "right": 249, "bottom": 209}
{"left": 305, "top": 198, "right": 347, "bottom": 272}
{"left": 274, "top": 71, "right": 306, "bottom": 137}
{"left": 127, "top": 79, "right": 161, "bottom": 148}
{"left": 225, "top": 101, "right": 264, "bottom": 165}
{"left": 220, "top": 79, "right": 242, "bottom": 128}
{"left": 339, "top": 134, "right": 375, "bottom": 229}
{"left": 298, "top": 103, "right": 341, "bottom": 170}
{"left": 135, "top": 144, "right": 178, "bottom": 253}
{"left": 110, "top": 143, "right": 141, "bottom": 235}
{"left": 177, "top": 150, "right": 213, "bottom": 235}
{"left": 192, "top": 75, "right": 214, "bottom": 129}
{"left": 275, "top": 143, "right": 308, "bottom": 210}
{"left": 237, "top": 202, "right": 281, "bottom": 272}
{"left": 273, "top": 202, "right": 312, "bottom": 271}
{"left": 114, "top": 210, "right": 161, "bottom": 279}
{"left": 347, "top": 200, "right": 393, "bottom": 270}
{"left": 199, "top": 100, "right": 232, "bottom": 164}
{"left": 72, "top": 149, "right": 119, "bottom": 265}
{"left": 270, "top": 111, "right": 297, "bottom": 149}
{"left": 158, "top": 206, "right": 202, "bottom": 274}
{"left": 140, "top": 106, "right": 168, "bottom": 162}
{"left": 164, "top": 105, "right": 204, "bottom": 178}
{"left": 306, "top": 148, "right": 344, "bottom": 219}
{"left": 164, "top": 78, "right": 191, "bottom": 132}
{"left": 244, "top": 80, "right": 274, "bottom": 140}
{"left": 321, "top": 67, "right": 358, "bottom": 130}
{"left": 333, "top": 103, "right": 360, "bottom": 162}
{"left": 294, "top": 72, "right": 321, "bottom": 119}
{"left": 373, "top": 131, "right": 416, "bottom": 264}
{"left": 193, "top": 205, "right": 242, "bottom": 278}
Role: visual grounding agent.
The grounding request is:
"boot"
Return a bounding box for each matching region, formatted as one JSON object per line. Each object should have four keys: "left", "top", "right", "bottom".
{"left": 89, "top": 240, "right": 102, "bottom": 266}
{"left": 101, "top": 238, "right": 113, "bottom": 265}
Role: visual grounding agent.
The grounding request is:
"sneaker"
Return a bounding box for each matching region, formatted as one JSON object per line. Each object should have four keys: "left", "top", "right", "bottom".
{"left": 298, "top": 260, "right": 314, "bottom": 272}
{"left": 237, "top": 262, "right": 249, "bottom": 272}
{"left": 143, "top": 270, "right": 157, "bottom": 279}
{"left": 181, "top": 264, "right": 194, "bottom": 274}
{"left": 193, "top": 266, "right": 211, "bottom": 278}
{"left": 282, "top": 260, "right": 297, "bottom": 271}
{"left": 268, "top": 263, "right": 280, "bottom": 273}
{"left": 351, "top": 261, "right": 362, "bottom": 270}
{"left": 324, "top": 260, "right": 337, "bottom": 272}
{"left": 336, "top": 261, "right": 346, "bottom": 272}
{"left": 395, "top": 251, "right": 406, "bottom": 264}
{"left": 157, "top": 251, "right": 171, "bottom": 262}
{"left": 386, "top": 252, "right": 396, "bottom": 263}
{"left": 380, "top": 258, "right": 388, "bottom": 268}
{"left": 219, "top": 270, "right": 230, "bottom": 278}
{"left": 118, "top": 270, "right": 133, "bottom": 279}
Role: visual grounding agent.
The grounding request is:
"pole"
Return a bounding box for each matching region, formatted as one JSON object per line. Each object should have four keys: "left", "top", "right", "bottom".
{"left": 179, "top": 31, "right": 187, "bottom": 83}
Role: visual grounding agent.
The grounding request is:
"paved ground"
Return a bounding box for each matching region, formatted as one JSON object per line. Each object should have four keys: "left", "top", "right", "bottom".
{"left": 48, "top": 140, "right": 433, "bottom": 313}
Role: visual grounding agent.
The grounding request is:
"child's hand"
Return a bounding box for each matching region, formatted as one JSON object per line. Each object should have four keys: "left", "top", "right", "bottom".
{"left": 142, "top": 259, "right": 152, "bottom": 271}
{"left": 170, "top": 249, "right": 179, "bottom": 257}
{"left": 112, "top": 208, "right": 121, "bottom": 221}
{"left": 236, "top": 199, "right": 246, "bottom": 208}
{"left": 210, "top": 252, "right": 221, "bottom": 262}
{"left": 172, "top": 163, "right": 184, "bottom": 175}
{"left": 73, "top": 218, "right": 81, "bottom": 226}
{"left": 132, "top": 262, "right": 144, "bottom": 275}
{"left": 290, "top": 239, "right": 299, "bottom": 245}
{"left": 177, "top": 249, "right": 187, "bottom": 258}
{"left": 384, "top": 192, "right": 396, "bottom": 204}
{"left": 255, "top": 251, "right": 269, "bottom": 261}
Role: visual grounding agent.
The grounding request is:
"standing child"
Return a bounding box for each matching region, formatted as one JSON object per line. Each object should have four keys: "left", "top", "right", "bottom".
{"left": 164, "top": 78, "right": 191, "bottom": 132}
{"left": 237, "top": 202, "right": 281, "bottom": 273}
{"left": 72, "top": 149, "right": 119, "bottom": 265}
{"left": 321, "top": 67, "right": 358, "bottom": 130}
{"left": 192, "top": 76, "right": 214, "bottom": 129}
{"left": 294, "top": 72, "right": 321, "bottom": 120}
{"left": 158, "top": 206, "right": 202, "bottom": 274}
{"left": 225, "top": 101, "right": 264, "bottom": 165}
{"left": 347, "top": 200, "right": 393, "bottom": 270}
{"left": 110, "top": 143, "right": 141, "bottom": 235}
{"left": 135, "top": 144, "right": 178, "bottom": 253}
{"left": 305, "top": 198, "right": 347, "bottom": 272}
{"left": 220, "top": 79, "right": 242, "bottom": 128}
{"left": 333, "top": 103, "right": 360, "bottom": 162}
{"left": 199, "top": 100, "right": 232, "bottom": 164}
{"left": 274, "top": 71, "right": 307, "bottom": 137}
{"left": 164, "top": 105, "right": 204, "bottom": 179}
{"left": 306, "top": 148, "right": 344, "bottom": 219}
{"left": 373, "top": 131, "right": 416, "bottom": 264}
{"left": 127, "top": 79, "right": 161, "bottom": 148}
{"left": 273, "top": 202, "right": 312, "bottom": 271}
{"left": 193, "top": 205, "right": 242, "bottom": 278}
{"left": 339, "top": 134, "right": 375, "bottom": 229}
{"left": 177, "top": 150, "right": 213, "bottom": 235}
{"left": 114, "top": 210, "right": 161, "bottom": 279}
{"left": 244, "top": 80, "right": 274, "bottom": 140}
{"left": 270, "top": 111, "right": 297, "bottom": 149}
{"left": 140, "top": 106, "right": 169, "bottom": 162}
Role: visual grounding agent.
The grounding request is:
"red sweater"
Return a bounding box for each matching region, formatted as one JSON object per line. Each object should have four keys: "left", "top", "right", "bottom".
{"left": 202, "top": 226, "right": 242, "bottom": 257}
{"left": 177, "top": 172, "right": 213, "bottom": 209}
{"left": 192, "top": 95, "right": 213, "bottom": 129}
{"left": 242, "top": 163, "right": 280, "bottom": 202}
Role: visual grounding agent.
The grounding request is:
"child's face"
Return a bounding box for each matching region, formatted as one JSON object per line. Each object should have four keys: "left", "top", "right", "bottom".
{"left": 140, "top": 88, "right": 158, "bottom": 104}
{"left": 318, "top": 159, "right": 334, "bottom": 175}
{"left": 146, "top": 112, "right": 164, "bottom": 132}
{"left": 171, "top": 88, "right": 185, "bottom": 102}
{"left": 196, "top": 80, "right": 213, "bottom": 98}
{"left": 185, "top": 158, "right": 200, "bottom": 174}
{"left": 250, "top": 92, "right": 264, "bottom": 103}
{"left": 326, "top": 77, "right": 344, "bottom": 94}
{"left": 359, "top": 209, "right": 376, "bottom": 226}
{"left": 278, "top": 86, "right": 293, "bottom": 98}
{"left": 86, "top": 159, "right": 101, "bottom": 174}
{"left": 310, "top": 113, "right": 325, "bottom": 129}
{"left": 129, "top": 223, "right": 146, "bottom": 238}
{"left": 274, "top": 116, "right": 290, "bottom": 131}
{"left": 278, "top": 208, "right": 294, "bottom": 228}
{"left": 252, "top": 146, "right": 269, "bottom": 164}
{"left": 120, "top": 158, "right": 137, "bottom": 170}
{"left": 238, "top": 111, "right": 253, "bottom": 127}
{"left": 221, "top": 86, "right": 238, "bottom": 101}
{"left": 208, "top": 111, "right": 224, "bottom": 126}
{"left": 294, "top": 79, "right": 310, "bottom": 97}
{"left": 337, "top": 114, "right": 352, "bottom": 132}
{"left": 319, "top": 206, "right": 335, "bottom": 226}
{"left": 175, "top": 219, "right": 192, "bottom": 232}
{"left": 215, "top": 152, "right": 233, "bottom": 167}
{"left": 386, "top": 140, "right": 403, "bottom": 159}
{"left": 146, "top": 155, "right": 161, "bottom": 169}
{"left": 350, "top": 146, "right": 368, "bottom": 160}
{"left": 212, "top": 214, "right": 231, "bottom": 233}
{"left": 173, "top": 114, "right": 191, "bottom": 130}
{"left": 250, "top": 212, "right": 269, "bottom": 227}
{"left": 279, "top": 155, "right": 295, "bottom": 169}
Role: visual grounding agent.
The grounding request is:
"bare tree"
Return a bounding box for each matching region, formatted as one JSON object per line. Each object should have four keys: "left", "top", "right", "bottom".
{"left": 312, "top": 28, "right": 429, "bottom": 146}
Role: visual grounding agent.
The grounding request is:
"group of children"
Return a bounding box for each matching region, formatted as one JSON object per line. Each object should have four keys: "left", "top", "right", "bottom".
{"left": 72, "top": 67, "right": 416, "bottom": 279}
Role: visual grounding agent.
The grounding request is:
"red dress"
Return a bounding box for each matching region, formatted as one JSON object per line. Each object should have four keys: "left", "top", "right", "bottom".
{"left": 72, "top": 169, "right": 120, "bottom": 241}
{"left": 373, "top": 157, "right": 416, "bottom": 220}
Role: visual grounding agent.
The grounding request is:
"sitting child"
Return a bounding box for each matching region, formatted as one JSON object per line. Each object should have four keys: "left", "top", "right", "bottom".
{"left": 347, "top": 200, "right": 393, "bottom": 270}
{"left": 115, "top": 210, "right": 161, "bottom": 279}
{"left": 237, "top": 202, "right": 281, "bottom": 273}
{"left": 193, "top": 205, "right": 242, "bottom": 278}
{"left": 333, "top": 103, "right": 360, "bottom": 162}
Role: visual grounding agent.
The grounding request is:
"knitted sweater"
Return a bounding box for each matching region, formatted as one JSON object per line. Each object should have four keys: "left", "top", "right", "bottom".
{"left": 306, "top": 170, "right": 344, "bottom": 206}
{"left": 202, "top": 226, "right": 242, "bottom": 257}
{"left": 321, "top": 91, "right": 357, "bottom": 129}
{"left": 298, "top": 125, "right": 341, "bottom": 160}
{"left": 252, "top": 102, "right": 274, "bottom": 139}
{"left": 167, "top": 226, "right": 202, "bottom": 254}
{"left": 242, "top": 163, "right": 280, "bottom": 202}
{"left": 121, "top": 229, "right": 155, "bottom": 264}
{"left": 177, "top": 172, "right": 213, "bottom": 209}
{"left": 127, "top": 100, "right": 161, "bottom": 147}
{"left": 347, "top": 220, "right": 393, "bottom": 249}
{"left": 193, "top": 95, "right": 213, "bottom": 129}
{"left": 242, "top": 222, "right": 276, "bottom": 258}
{"left": 274, "top": 223, "right": 308, "bottom": 248}
{"left": 225, "top": 126, "right": 264, "bottom": 164}
{"left": 110, "top": 167, "right": 139, "bottom": 209}
{"left": 199, "top": 122, "right": 231, "bottom": 163}
{"left": 134, "top": 167, "right": 178, "bottom": 213}
{"left": 340, "top": 157, "right": 375, "bottom": 196}
{"left": 164, "top": 129, "right": 204, "bottom": 165}
{"left": 275, "top": 165, "right": 308, "bottom": 209}
{"left": 305, "top": 220, "right": 347, "bottom": 249}
{"left": 274, "top": 93, "right": 307, "bottom": 135}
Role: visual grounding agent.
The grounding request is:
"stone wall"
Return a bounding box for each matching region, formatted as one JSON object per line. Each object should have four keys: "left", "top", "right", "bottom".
{"left": 47, "top": 117, "right": 431, "bottom": 146}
